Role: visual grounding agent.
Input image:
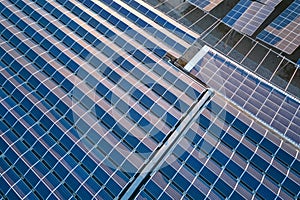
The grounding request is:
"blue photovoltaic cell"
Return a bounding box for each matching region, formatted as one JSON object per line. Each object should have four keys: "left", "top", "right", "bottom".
{"left": 223, "top": 0, "right": 281, "bottom": 35}
{"left": 257, "top": 0, "right": 300, "bottom": 54}
{"left": 136, "top": 94, "right": 300, "bottom": 199}
{"left": 55, "top": 0, "right": 170, "bottom": 57}
{"left": 270, "top": 1, "right": 300, "bottom": 30}
{"left": 257, "top": 29, "right": 282, "bottom": 45}
{"left": 187, "top": 46, "right": 300, "bottom": 144}
{"left": 188, "top": 0, "right": 224, "bottom": 11}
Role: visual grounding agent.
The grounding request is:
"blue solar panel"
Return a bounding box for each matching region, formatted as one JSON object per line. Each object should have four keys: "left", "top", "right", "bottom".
{"left": 223, "top": 0, "right": 282, "bottom": 35}
{"left": 223, "top": 0, "right": 253, "bottom": 25}
{"left": 257, "top": 0, "right": 300, "bottom": 54}
{"left": 99, "top": 0, "right": 192, "bottom": 53}
{"left": 257, "top": 29, "right": 283, "bottom": 44}
{"left": 185, "top": 46, "right": 300, "bottom": 144}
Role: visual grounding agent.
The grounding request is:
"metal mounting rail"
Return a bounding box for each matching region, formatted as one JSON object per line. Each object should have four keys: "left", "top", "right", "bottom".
{"left": 121, "top": 89, "right": 213, "bottom": 200}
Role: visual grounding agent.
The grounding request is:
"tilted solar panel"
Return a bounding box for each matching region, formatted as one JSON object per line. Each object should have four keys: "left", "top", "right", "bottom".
{"left": 260, "top": 0, "right": 282, "bottom": 7}
{"left": 185, "top": 45, "right": 300, "bottom": 145}
{"left": 257, "top": 0, "right": 300, "bottom": 54}
{"left": 223, "top": 0, "right": 282, "bottom": 36}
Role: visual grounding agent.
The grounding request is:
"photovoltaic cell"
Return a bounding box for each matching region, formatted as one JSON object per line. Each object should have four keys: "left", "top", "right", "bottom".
{"left": 257, "top": 0, "right": 300, "bottom": 54}
{"left": 185, "top": 46, "right": 300, "bottom": 144}
{"left": 135, "top": 94, "right": 300, "bottom": 200}
{"left": 223, "top": 0, "right": 282, "bottom": 36}
{"left": 187, "top": 0, "right": 224, "bottom": 11}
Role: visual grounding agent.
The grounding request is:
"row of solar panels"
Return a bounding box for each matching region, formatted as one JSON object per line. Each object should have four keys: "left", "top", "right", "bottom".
{"left": 0, "top": 0, "right": 204, "bottom": 199}
{"left": 189, "top": 0, "right": 300, "bottom": 54}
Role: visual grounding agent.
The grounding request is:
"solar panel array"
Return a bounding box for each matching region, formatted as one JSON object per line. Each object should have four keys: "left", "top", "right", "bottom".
{"left": 185, "top": 46, "right": 300, "bottom": 144}
{"left": 187, "top": 0, "right": 224, "bottom": 11}
{"left": 0, "top": 0, "right": 204, "bottom": 199}
{"left": 257, "top": 0, "right": 300, "bottom": 54}
{"left": 136, "top": 94, "right": 300, "bottom": 199}
{"left": 0, "top": 0, "right": 300, "bottom": 199}
{"left": 223, "top": 0, "right": 282, "bottom": 36}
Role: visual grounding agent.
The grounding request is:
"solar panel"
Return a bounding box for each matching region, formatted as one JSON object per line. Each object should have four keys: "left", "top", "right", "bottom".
{"left": 261, "top": 0, "right": 282, "bottom": 7}
{"left": 223, "top": 0, "right": 282, "bottom": 36}
{"left": 187, "top": 0, "right": 224, "bottom": 11}
{"left": 184, "top": 45, "right": 300, "bottom": 144}
{"left": 0, "top": 0, "right": 205, "bottom": 198}
{"left": 135, "top": 94, "right": 300, "bottom": 199}
{"left": 257, "top": 0, "right": 300, "bottom": 54}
